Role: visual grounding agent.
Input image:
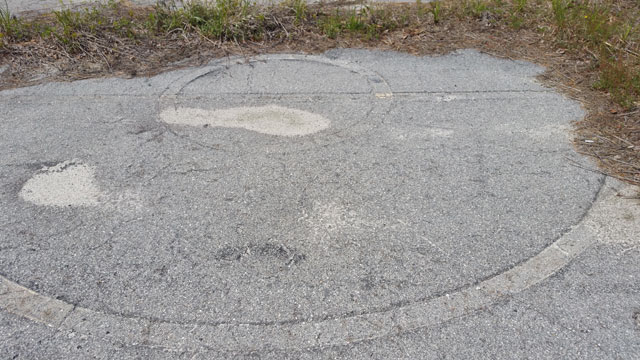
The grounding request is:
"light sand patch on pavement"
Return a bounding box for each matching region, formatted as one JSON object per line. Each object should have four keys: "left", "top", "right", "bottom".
{"left": 159, "top": 105, "right": 331, "bottom": 136}
{"left": 19, "top": 161, "right": 102, "bottom": 207}
{"left": 585, "top": 184, "right": 640, "bottom": 246}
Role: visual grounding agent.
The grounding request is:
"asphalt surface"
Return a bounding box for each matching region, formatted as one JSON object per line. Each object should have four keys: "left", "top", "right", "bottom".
{"left": 0, "top": 21, "right": 639, "bottom": 360}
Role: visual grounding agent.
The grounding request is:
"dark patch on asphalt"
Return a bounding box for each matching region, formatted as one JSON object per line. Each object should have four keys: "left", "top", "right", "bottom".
{"left": 23, "top": 161, "right": 64, "bottom": 171}
{"left": 129, "top": 123, "right": 159, "bottom": 136}
{"left": 215, "top": 243, "right": 306, "bottom": 266}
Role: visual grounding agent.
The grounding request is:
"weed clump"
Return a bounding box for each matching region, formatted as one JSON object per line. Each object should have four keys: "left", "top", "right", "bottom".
{"left": 148, "top": 0, "right": 265, "bottom": 41}
{"left": 0, "top": 1, "right": 30, "bottom": 44}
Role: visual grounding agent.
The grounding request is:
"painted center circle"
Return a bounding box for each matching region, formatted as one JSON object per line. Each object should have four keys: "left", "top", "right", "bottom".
{"left": 0, "top": 51, "right": 601, "bottom": 326}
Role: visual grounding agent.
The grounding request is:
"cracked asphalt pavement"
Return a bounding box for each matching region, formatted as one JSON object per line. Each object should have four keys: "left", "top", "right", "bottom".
{"left": 1, "top": 47, "right": 639, "bottom": 359}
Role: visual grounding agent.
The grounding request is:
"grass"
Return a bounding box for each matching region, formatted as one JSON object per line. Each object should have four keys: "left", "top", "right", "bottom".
{"left": 431, "top": 1, "right": 442, "bottom": 24}
{"left": 551, "top": 0, "right": 570, "bottom": 28}
{"left": 286, "top": 0, "right": 307, "bottom": 25}
{"left": 508, "top": 0, "right": 527, "bottom": 29}
{"left": 148, "top": 0, "right": 263, "bottom": 41}
{"left": 0, "top": 0, "right": 28, "bottom": 42}
{"left": 0, "top": 0, "right": 639, "bottom": 183}
{"left": 462, "top": 0, "right": 491, "bottom": 18}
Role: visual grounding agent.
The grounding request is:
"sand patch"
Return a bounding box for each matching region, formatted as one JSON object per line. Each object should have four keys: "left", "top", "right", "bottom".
{"left": 159, "top": 105, "right": 331, "bottom": 136}
{"left": 19, "top": 161, "right": 102, "bottom": 207}
{"left": 586, "top": 184, "right": 640, "bottom": 246}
